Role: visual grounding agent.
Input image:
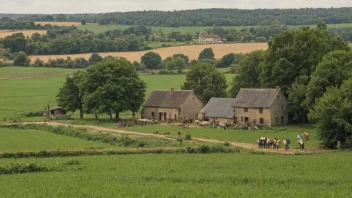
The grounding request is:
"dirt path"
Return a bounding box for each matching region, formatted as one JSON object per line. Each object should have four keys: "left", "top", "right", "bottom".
{"left": 3, "top": 122, "right": 325, "bottom": 155}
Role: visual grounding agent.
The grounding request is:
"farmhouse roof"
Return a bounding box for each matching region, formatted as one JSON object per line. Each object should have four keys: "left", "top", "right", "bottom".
{"left": 232, "top": 88, "right": 280, "bottom": 108}
{"left": 200, "top": 97, "right": 236, "bottom": 118}
{"left": 199, "top": 31, "right": 222, "bottom": 39}
{"left": 49, "top": 107, "right": 65, "bottom": 111}
{"left": 143, "top": 90, "right": 200, "bottom": 108}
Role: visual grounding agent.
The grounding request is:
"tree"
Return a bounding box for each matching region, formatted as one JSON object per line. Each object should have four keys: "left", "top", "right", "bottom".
{"left": 185, "top": 33, "right": 193, "bottom": 41}
{"left": 2, "top": 33, "right": 27, "bottom": 53}
{"left": 141, "top": 52, "right": 162, "bottom": 69}
{"left": 198, "top": 48, "right": 215, "bottom": 60}
{"left": 229, "top": 50, "right": 265, "bottom": 97}
{"left": 182, "top": 62, "right": 227, "bottom": 103}
{"left": 216, "top": 53, "right": 236, "bottom": 68}
{"left": 81, "top": 58, "right": 146, "bottom": 121}
{"left": 260, "top": 23, "right": 349, "bottom": 121}
{"left": 33, "top": 58, "right": 44, "bottom": 67}
{"left": 57, "top": 71, "right": 85, "bottom": 119}
{"left": 255, "top": 36, "right": 267, "bottom": 42}
{"left": 13, "top": 52, "right": 31, "bottom": 66}
{"left": 165, "top": 57, "right": 187, "bottom": 73}
{"left": 305, "top": 50, "right": 352, "bottom": 109}
{"left": 173, "top": 53, "right": 189, "bottom": 65}
{"left": 81, "top": 19, "right": 87, "bottom": 25}
{"left": 309, "top": 78, "right": 352, "bottom": 148}
{"left": 88, "top": 53, "right": 103, "bottom": 65}
{"left": 56, "top": 14, "right": 67, "bottom": 22}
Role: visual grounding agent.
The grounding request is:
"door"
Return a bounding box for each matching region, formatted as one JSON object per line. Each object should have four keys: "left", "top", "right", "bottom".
{"left": 281, "top": 116, "right": 284, "bottom": 124}
{"left": 164, "top": 112, "right": 167, "bottom": 121}
{"left": 159, "top": 112, "right": 163, "bottom": 120}
{"left": 244, "top": 117, "right": 249, "bottom": 125}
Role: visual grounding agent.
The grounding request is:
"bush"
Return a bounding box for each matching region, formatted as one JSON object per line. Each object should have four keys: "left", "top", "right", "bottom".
{"left": 185, "top": 133, "right": 191, "bottom": 140}
{"left": 199, "top": 145, "right": 211, "bottom": 153}
{"left": 118, "top": 135, "right": 135, "bottom": 146}
{"left": 224, "top": 142, "right": 230, "bottom": 146}
{"left": 13, "top": 52, "right": 31, "bottom": 66}
{"left": 24, "top": 111, "right": 43, "bottom": 117}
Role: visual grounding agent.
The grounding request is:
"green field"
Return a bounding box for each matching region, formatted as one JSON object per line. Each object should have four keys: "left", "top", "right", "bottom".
{"left": 0, "top": 67, "right": 235, "bottom": 119}
{"left": 79, "top": 23, "right": 352, "bottom": 34}
{"left": 0, "top": 67, "right": 77, "bottom": 78}
{"left": 0, "top": 128, "right": 114, "bottom": 152}
{"left": 0, "top": 152, "right": 351, "bottom": 197}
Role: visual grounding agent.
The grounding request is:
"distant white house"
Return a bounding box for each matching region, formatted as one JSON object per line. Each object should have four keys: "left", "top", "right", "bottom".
{"left": 199, "top": 32, "right": 224, "bottom": 44}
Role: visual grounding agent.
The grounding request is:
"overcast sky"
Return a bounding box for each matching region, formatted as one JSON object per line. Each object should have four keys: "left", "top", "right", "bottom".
{"left": 1, "top": 0, "right": 351, "bottom": 14}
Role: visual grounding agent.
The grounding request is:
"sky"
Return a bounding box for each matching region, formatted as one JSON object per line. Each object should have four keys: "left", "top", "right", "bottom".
{"left": 0, "top": 0, "right": 351, "bottom": 14}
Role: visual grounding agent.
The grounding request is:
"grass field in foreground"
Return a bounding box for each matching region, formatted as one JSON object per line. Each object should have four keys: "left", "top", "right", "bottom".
{"left": 0, "top": 152, "right": 351, "bottom": 197}
{"left": 0, "top": 128, "right": 114, "bottom": 152}
{"left": 0, "top": 67, "right": 77, "bottom": 78}
{"left": 79, "top": 23, "right": 352, "bottom": 34}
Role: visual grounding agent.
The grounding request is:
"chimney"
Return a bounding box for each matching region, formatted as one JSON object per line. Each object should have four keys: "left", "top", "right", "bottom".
{"left": 171, "top": 88, "right": 174, "bottom": 92}
{"left": 276, "top": 86, "right": 280, "bottom": 93}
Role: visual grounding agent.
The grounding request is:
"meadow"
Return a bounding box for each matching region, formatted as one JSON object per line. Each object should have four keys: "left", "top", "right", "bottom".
{"left": 29, "top": 43, "right": 268, "bottom": 63}
{"left": 0, "top": 128, "right": 115, "bottom": 152}
{"left": 0, "top": 67, "right": 235, "bottom": 119}
{"left": 0, "top": 153, "right": 351, "bottom": 197}
{"left": 78, "top": 23, "right": 352, "bottom": 34}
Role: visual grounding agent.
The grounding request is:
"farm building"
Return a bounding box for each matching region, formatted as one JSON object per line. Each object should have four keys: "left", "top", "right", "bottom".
{"left": 49, "top": 107, "right": 67, "bottom": 117}
{"left": 198, "top": 32, "right": 223, "bottom": 43}
{"left": 198, "top": 97, "right": 236, "bottom": 124}
{"left": 142, "top": 89, "right": 204, "bottom": 121}
{"left": 232, "top": 88, "right": 288, "bottom": 127}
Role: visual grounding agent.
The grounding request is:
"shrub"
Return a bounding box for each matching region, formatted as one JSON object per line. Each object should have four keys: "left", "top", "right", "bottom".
{"left": 118, "top": 135, "right": 135, "bottom": 146}
{"left": 184, "top": 133, "right": 192, "bottom": 140}
{"left": 224, "top": 142, "right": 230, "bottom": 146}
{"left": 199, "top": 145, "right": 211, "bottom": 153}
{"left": 24, "top": 111, "right": 43, "bottom": 117}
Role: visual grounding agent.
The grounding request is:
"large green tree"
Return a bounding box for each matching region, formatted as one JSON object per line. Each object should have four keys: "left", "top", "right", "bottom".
{"left": 229, "top": 50, "right": 265, "bottom": 97}
{"left": 165, "top": 57, "right": 187, "bottom": 73}
{"left": 182, "top": 62, "right": 227, "bottom": 102}
{"left": 82, "top": 58, "right": 146, "bottom": 121}
{"left": 305, "top": 50, "right": 352, "bottom": 109}
{"left": 56, "top": 71, "right": 85, "bottom": 119}
{"left": 141, "top": 52, "right": 162, "bottom": 69}
{"left": 88, "top": 53, "right": 103, "bottom": 65}
{"left": 198, "top": 48, "right": 215, "bottom": 60}
{"left": 309, "top": 78, "right": 352, "bottom": 149}
{"left": 13, "top": 52, "right": 31, "bottom": 66}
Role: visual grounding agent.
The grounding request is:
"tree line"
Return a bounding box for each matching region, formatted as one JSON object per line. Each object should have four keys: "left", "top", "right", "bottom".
{"left": 0, "top": 17, "right": 73, "bottom": 30}
{"left": 4, "top": 8, "right": 352, "bottom": 27}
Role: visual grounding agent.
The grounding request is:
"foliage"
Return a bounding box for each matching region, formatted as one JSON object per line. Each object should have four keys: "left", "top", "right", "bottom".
{"left": 81, "top": 58, "right": 146, "bottom": 120}
{"left": 229, "top": 50, "right": 265, "bottom": 97}
{"left": 13, "top": 52, "right": 31, "bottom": 66}
{"left": 198, "top": 48, "right": 214, "bottom": 60}
{"left": 88, "top": 53, "right": 103, "bottom": 65}
{"left": 141, "top": 52, "right": 162, "bottom": 69}
{"left": 173, "top": 53, "right": 189, "bottom": 65}
{"left": 216, "top": 53, "right": 243, "bottom": 68}
{"left": 309, "top": 78, "right": 352, "bottom": 148}
{"left": 2, "top": 33, "right": 27, "bottom": 52}
{"left": 182, "top": 62, "right": 227, "bottom": 102}
{"left": 57, "top": 71, "right": 85, "bottom": 118}
{"left": 165, "top": 57, "right": 187, "bottom": 73}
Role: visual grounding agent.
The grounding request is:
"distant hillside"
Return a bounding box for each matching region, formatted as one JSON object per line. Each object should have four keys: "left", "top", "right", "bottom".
{"left": 1, "top": 8, "right": 352, "bottom": 27}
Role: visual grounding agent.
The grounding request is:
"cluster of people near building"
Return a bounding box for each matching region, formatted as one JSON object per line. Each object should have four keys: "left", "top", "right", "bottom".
{"left": 257, "top": 133, "right": 309, "bottom": 151}
{"left": 257, "top": 137, "right": 287, "bottom": 150}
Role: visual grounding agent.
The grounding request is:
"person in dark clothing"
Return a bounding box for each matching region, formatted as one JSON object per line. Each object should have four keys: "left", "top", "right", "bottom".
{"left": 264, "top": 138, "right": 267, "bottom": 149}
{"left": 286, "top": 138, "right": 291, "bottom": 150}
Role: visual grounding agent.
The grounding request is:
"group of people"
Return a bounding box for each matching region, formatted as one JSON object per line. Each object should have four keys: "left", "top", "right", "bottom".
{"left": 257, "top": 137, "right": 292, "bottom": 150}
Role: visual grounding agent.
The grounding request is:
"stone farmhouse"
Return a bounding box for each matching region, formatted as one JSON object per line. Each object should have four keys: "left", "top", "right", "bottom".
{"left": 232, "top": 88, "right": 288, "bottom": 127}
{"left": 142, "top": 89, "right": 204, "bottom": 121}
{"left": 198, "top": 32, "right": 223, "bottom": 43}
{"left": 198, "top": 97, "right": 236, "bottom": 124}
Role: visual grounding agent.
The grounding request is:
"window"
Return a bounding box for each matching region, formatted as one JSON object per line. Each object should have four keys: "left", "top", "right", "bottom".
{"left": 281, "top": 105, "right": 285, "bottom": 111}
{"left": 152, "top": 112, "right": 155, "bottom": 117}
{"left": 244, "top": 108, "right": 248, "bottom": 112}
{"left": 259, "top": 118, "right": 264, "bottom": 124}
{"left": 259, "top": 108, "right": 263, "bottom": 113}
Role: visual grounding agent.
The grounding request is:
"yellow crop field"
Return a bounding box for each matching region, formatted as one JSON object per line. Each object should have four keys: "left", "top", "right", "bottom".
{"left": 0, "top": 30, "right": 47, "bottom": 38}
{"left": 34, "top": 22, "right": 94, "bottom": 26}
{"left": 30, "top": 43, "right": 268, "bottom": 62}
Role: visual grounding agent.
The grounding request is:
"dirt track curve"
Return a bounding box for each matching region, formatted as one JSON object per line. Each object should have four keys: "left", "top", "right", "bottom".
{"left": 3, "top": 122, "right": 325, "bottom": 155}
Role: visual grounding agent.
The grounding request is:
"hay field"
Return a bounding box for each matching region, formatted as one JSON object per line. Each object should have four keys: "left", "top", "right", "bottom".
{"left": 34, "top": 21, "right": 94, "bottom": 26}
{"left": 0, "top": 30, "right": 47, "bottom": 38}
{"left": 30, "top": 43, "right": 268, "bottom": 63}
